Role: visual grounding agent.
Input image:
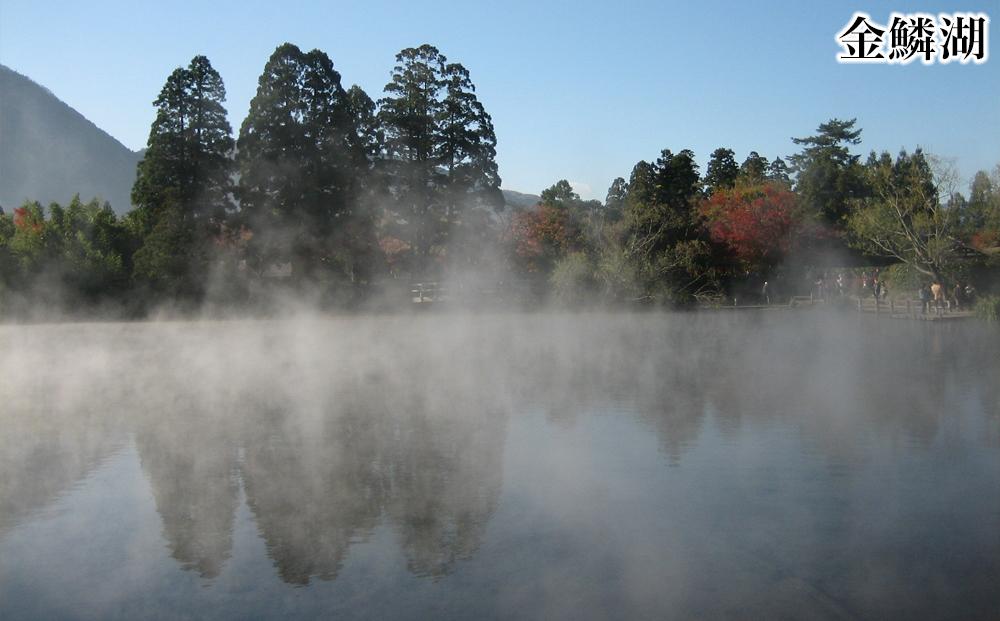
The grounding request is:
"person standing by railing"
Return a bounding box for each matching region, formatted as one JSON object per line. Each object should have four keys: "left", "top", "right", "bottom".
{"left": 918, "top": 283, "right": 930, "bottom": 314}
{"left": 931, "top": 280, "right": 944, "bottom": 312}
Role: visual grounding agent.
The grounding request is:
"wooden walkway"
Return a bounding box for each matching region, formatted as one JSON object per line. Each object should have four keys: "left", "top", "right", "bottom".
{"left": 852, "top": 296, "right": 975, "bottom": 321}
{"left": 699, "top": 295, "right": 976, "bottom": 321}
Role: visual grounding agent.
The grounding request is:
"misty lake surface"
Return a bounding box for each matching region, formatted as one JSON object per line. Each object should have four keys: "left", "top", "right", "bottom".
{"left": 1, "top": 311, "right": 998, "bottom": 620}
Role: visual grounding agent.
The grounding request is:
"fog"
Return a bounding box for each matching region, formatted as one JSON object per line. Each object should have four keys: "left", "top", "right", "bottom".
{"left": 1, "top": 311, "right": 998, "bottom": 619}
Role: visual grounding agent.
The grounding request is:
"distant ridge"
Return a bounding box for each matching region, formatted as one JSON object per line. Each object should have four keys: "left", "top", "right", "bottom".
{"left": 500, "top": 189, "right": 540, "bottom": 209}
{"left": 0, "top": 64, "right": 139, "bottom": 214}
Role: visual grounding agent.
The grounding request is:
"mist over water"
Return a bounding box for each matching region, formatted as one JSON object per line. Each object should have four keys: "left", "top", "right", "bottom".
{"left": 1, "top": 311, "right": 998, "bottom": 619}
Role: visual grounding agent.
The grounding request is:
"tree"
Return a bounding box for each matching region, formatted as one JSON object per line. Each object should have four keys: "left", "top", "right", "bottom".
{"left": 47, "top": 196, "right": 129, "bottom": 298}
{"left": 625, "top": 149, "right": 703, "bottom": 254}
{"left": 508, "top": 180, "right": 586, "bottom": 275}
{"left": 963, "top": 166, "right": 1000, "bottom": 254}
{"left": 540, "top": 179, "right": 579, "bottom": 208}
{"left": 788, "top": 118, "right": 867, "bottom": 226}
{"left": 345, "top": 84, "right": 381, "bottom": 160}
{"left": 238, "top": 43, "right": 374, "bottom": 288}
{"left": 966, "top": 169, "right": 1000, "bottom": 231}
{"left": 704, "top": 148, "right": 739, "bottom": 194}
{"left": 618, "top": 150, "right": 714, "bottom": 302}
{"left": 847, "top": 149, "right": 964, "bottom": 282}
{"left": 132, "top": 204, "right": 196, "bottom": 296}
{"left": 378, "top": 44, "right": 501, "bottom": 274}
{"left": 8, "top": 201, "right": 48, "bottom": 272}
{"left": 700, "top": 183, "right": 802, "bottom": 273}
{"left": 604, "top": 177, "right": 627, "bottom": 222}
{"left": 133, "top": 55, "right": 234, "bottom": 227}
{"left": 767, "top": 157, "right": 791, "bottom": 186}
{"left": 738, "top": 151, "right": 770, "bottom": 185}
{"left": 1, "top": 198, "right": 128, "bottom": 306}
{"left": 131, "top": 55, "right": 234, "bottom": 297}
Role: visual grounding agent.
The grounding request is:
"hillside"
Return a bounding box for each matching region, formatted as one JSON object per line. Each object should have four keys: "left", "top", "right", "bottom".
{"left": 499, "top": 189, "right": 540, "bottom": 210}
{"left": 0, "top": 65, "right": 140, "bottom": 215}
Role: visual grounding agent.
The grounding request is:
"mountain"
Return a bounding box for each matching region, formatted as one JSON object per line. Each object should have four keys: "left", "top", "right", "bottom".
{"left": 500, "top": 189, "right": 540, "bottom": 209}
{"left": 0, "top": 64, "right": 538, "bottom": 217}
{"left": 0, "top": 64, "right": 140, "bottom": 215}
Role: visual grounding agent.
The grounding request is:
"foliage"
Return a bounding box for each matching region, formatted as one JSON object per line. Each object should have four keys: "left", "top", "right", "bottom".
{"left": 603, "top": 177, "right": 627, "bottom": 222}
{"left": 133, "top": 55, "right": 234, "bottom": 227}
{"left": 1, "top": 198, "right": 129, "bottom": 306}
{"left": 618, "top": 150, "right": 715, "bottom": 302}
{"left": 550, "top": 252, "right": 596, "bottom": 305}
{"left": 788, "top": 118, "right": 868, "bottom": 225}
{"left": 881, "top": 263, "right": 923, "bottom": 295}
{"left": 974, "top": 294, "right": 1000, "bottom": 321}
{"left": 131, "top": 204, "right": 197, "bottom": 297}
{"left": 846, "top": 149, "right": 962, "bottom": 282}
{"left": 700, "top": 183, "right": 801, "bottom": 272}
{"left": 506, "top": 179, "right": 605, "bottom": 276}
{"left": 738, "top": 151, "right": 769, "bottom": 185}
{"left": 47, "top": 196, "right": 129, "bottom": 297}
{"left": 237, "top": 43, "right": 373, "bottom": 286}
{"left": 8, "top": 41, "right": 1000, "bottom": 317}
{"left": 704, "top": 148, "right": 739, "bottom": 194}
{"left": 509, "top": 200, "right": 576, "bottom": 274}
{"left": 132, "top": 55, "right": 235, "bottom": 298}
{"left": 962, "top": 166, "right": 1000, "bottom": 253}
{"left": 377, "top": 44, "right": 501, "bottom": 273}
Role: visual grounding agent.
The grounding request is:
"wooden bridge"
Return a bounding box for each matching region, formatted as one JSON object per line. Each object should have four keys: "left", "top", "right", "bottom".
{"left": 853, "top": 296, "right": 974, "bottom": 320}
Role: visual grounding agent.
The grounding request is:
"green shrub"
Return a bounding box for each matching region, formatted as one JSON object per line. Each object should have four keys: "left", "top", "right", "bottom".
{"left": 550, "top": 252, "right": 596, "bottom": 306}
{"left": 974, "top": 294, "right": 1000, "bottom": 321}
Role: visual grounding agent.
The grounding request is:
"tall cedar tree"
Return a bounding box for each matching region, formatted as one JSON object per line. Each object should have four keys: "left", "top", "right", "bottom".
{"left": 704, "top": 148, "right": 739, "bottom": 195}
{"left": 131, "top": 55, "right": 234, "bottom": 296}
{"left": 237, "top": 43, "right": 375, "bottom": 285}
{"left": 378, "top": 44, "right": 501, "bottom": 273}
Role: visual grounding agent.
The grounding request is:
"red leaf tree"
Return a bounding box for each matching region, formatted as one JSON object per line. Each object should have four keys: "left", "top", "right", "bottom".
{"left": 507, "top": 203, "right": 577, "bottom": 273}
{"left": 700, "top": 183, "right": 802, "bottom": 272}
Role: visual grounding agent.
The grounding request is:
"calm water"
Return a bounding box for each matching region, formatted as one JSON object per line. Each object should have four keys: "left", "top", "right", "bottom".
{"left": 1, "top": 312, "right": 998, "bottom": 620}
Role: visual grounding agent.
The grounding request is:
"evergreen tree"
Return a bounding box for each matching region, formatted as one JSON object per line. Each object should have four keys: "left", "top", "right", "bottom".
{"left": 619, "top": 150, "right": 712, "bottom": 302}
{"left": 378, "top": 44, "right": 501, "bottom": 273}
{"left": 738, "top": 151, "right": 770, "bottom": 185}
{"left": 767, "top": 157, "right": 791, "bottom": 186}
{"left": 788, "top": 118, "right": 867, "bottom": 225}
{"left": 604, "top": 177, "right": 627, "bottom": 222}
{"left": 704, "top": 148, "right": 739, "bottom": 194}
{"left": 237, "top": 43, "right": 374, "bottom": 287}
{"left": 966, "top": 169, "right": 999, "bottom": 231}
{"left": 133, "top": 55, "right": 234, "bottom": 228}
{"left": 131, "top": 55, "right": 234, "bottom": 297}
{"left": 345, "top": 85, "right": 381, "bottom": 160}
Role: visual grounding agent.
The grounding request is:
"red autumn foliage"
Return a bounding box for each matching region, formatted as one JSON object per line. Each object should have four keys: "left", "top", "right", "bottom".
{"left": 508, "top": 203, "right": 575, "bottom": 272}
{"left": 700, "top": 183, "right": 801, "bottom": 270}
{"left": 12, "top": 206, "right": 44, "bottom": 234}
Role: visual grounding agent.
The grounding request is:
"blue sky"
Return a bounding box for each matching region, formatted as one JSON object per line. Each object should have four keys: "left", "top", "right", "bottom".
{"left": 2, "top": 0, "right": 998, "bottom": 199}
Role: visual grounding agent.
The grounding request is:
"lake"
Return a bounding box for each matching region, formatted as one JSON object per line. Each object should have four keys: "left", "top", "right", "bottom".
{"left": 1, "top": 311, "right": 998, "bottom": 619}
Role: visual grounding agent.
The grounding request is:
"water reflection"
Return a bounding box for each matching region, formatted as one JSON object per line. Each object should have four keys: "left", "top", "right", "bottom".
{"left": 0, "top": 313, "right": 998, "bottom": 619}
{"left": 135, "top": 416, "right": 239, "bottom": 579}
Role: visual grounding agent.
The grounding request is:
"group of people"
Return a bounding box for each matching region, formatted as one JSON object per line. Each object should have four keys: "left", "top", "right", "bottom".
{"left": 755, "top": 269, "right": 979, "bottom": 312}
{"left": 859, "top": 271, "right": 888, "bottom": 301}
{"left": 811, "top": 270, "right": 887, "bottom": 301}
{"left": 917, "top": 280, "right": 976, "bottom": 313}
